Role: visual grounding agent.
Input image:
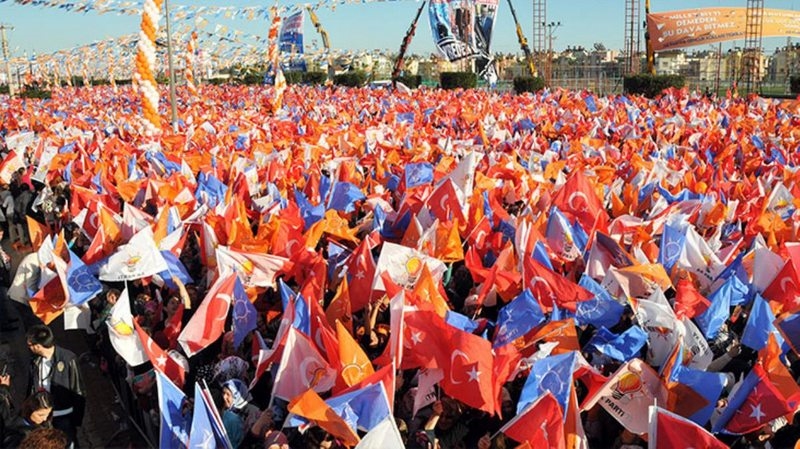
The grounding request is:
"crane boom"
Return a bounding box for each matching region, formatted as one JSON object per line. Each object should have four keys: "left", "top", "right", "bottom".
{"left": 505, "top": 0, "right": 537, "bottom": 78}
{"left": 392, "top": 1, "right": 426, "bottom": 82}
{"left": 307, "top": 7, "right": 334, "bottom": 81}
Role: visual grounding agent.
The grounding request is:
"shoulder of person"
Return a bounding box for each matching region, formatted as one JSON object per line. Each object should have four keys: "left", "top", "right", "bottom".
{"left": 54, "top": 346, "right": 79, "bottom": 363}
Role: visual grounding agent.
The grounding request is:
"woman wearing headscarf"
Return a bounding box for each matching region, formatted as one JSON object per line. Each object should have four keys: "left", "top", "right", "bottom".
{"left": 222, "top": 378, "right": 261, "bottom": 448}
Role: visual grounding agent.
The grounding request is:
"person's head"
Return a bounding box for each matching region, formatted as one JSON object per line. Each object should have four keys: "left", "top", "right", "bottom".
{"left": 166, "top": 295, "right": 182, "bottom": 315}
{"left": 26, "top": 325, "right": 55, "bottom": 358}
{"left": 436, "top": 397, "right": 463, "bottom": 431}
{"left": 19, "top": 427, "right": 68, "bottom": 449}
{"left": 222, "top": 378, "right": 251, "bottom": 410}
{"left": 105, "top": 288, "right": 121, "bottom": 306}
{"left": 21, "top": 391, "right": 53, "bottom": 426}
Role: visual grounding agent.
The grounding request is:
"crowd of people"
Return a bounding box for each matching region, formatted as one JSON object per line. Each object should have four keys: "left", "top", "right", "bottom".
{"left": 0, "top": 83, "right": 799, "bottom": 449}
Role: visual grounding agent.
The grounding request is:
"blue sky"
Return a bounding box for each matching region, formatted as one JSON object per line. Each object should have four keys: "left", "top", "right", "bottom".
{"left": 0, "top": 0, "right": 798, "bottom": 58}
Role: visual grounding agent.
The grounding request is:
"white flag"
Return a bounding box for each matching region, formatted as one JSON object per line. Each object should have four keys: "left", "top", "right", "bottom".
{"left": 354, "top": 416, "right": 405, "bottom": 449}
{"left": 99, "top": 227, "right": 168, "bottom": 281}
{"left": 373, "top": 242, "right": 447, "bottom": 290}
{"left": 107, "top": 288, "right": 148, "bottom": 366}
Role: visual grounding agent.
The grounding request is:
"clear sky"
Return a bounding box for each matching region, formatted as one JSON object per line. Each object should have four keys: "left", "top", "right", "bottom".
{"left": 0, "top": 0, "right": 798, "bottom": 59}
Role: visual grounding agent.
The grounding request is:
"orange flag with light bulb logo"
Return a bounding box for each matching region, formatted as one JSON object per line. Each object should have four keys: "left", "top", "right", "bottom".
{"left": 336, "top": 320, "right": 374, "bottom": 387}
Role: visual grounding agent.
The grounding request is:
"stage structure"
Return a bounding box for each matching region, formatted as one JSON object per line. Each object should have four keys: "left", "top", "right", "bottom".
{"left": 532, "top": 0, "right": 546, "bottom": 75}
{"left": 742, "top": 0, "right": 765, "bottom": 93}
{"left": 624, "top": 0, "right": 642, "bottom": 75}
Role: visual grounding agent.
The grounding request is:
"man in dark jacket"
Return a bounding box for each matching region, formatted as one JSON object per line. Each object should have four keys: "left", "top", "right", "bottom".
{"left": 26, "top": 325, "right": 85, "bottom": 447}
{"left": 0, "top": 361, "right": 14, "bottom": 446}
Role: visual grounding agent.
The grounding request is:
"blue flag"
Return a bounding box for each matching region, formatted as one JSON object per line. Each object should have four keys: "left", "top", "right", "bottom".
{"left": 446, "top": 311, "right": 480, "bottom": 334}
{"left": 576, "top": 275, "right": 625, "bottom": 329}
{"left": 493, "top": 290, "right": 546, "bottom": 348}
{"left": 232, "top": 276, "right": 257, "bottom": 349}
{"left": 533, "top": 241, "right": 554, "bottom": 270}
{"left": 664, "top": 343, "right": 726, "bottom": 426}
{"left": 658, "top": 224, "right": 685, "bottom": 272}
{"left": 584, "top": 95, "right": 598, "bottom": 112}
{"left": 742, "top": 294, "right": 781, "bottom": 351}
{"left": 189, "top": 383, "right": 232, "bottom": 449}
{"left": 326, "top": 241, "right": 351, "bottom": 283}
{"left": 325, "top": 382, "right": 392, "bottom": 432}
{"left": 156, "top": 371, "right": 189, "bottom": 449}
{"left": 294, "top": 189, "right": 325, "bottom": 229}
{"left": 404, "top": 162, "right": 434, "bottom": 189}
{"left": 518, "top": 352, "right": 576, "bottom": 419}
{"left": 66, "top": 248, "right": 103, "bottom": 306}
{"left": 195, "top": 172, "right": 228, "bottom": 208}
{"left": 287, "top": 382, "right": 392, "bottom": 433}
{"left": 586, "top": 326, "right": 647, "bottom": 362}
{"left": 696, "top": 275, "right": 747, "bottom": 339}
{"left": 775, "top": 308, "right": 800, "bottom": 355}
{"left": 327, "top": 181, "right": 366, "bottom": 213}
{"left": 278, "top": 279, "right": 310, "bottom": 336}
{"left": 157, "top": 250, "right": 194, "bottom": 291}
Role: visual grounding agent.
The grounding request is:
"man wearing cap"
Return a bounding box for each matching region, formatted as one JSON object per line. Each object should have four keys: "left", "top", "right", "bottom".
{"left": 26, "top": 324, "right": 85, "bottom": 447}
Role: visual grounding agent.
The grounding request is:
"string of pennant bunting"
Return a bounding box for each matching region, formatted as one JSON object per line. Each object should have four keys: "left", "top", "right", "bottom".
{"left": 0, "top": 0, "right": 418, "bottom": 19}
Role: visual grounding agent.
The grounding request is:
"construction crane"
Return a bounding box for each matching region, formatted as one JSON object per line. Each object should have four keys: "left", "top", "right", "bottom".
{"left": 306, "top": 7, "right": 335, "bottom": 81}
{"left": 392, "top": 1, "right": 426, "bottom": 82}
{"left": 505, "top": 0, "right": 537, "bottom": 78}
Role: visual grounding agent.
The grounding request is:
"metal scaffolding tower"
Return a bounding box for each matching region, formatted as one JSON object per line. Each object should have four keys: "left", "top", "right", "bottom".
{"left": 623, "top": 0, "right": 641, "bottom": 75}
{"left": 741, "top": 0, "right": 765, "bottom": 94}
{"left": 532, "top": 0, "right": 546, "bottom": 75}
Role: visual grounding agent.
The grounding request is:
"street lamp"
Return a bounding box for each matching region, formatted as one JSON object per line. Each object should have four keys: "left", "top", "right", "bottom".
{"left": 542, "top": 21, "right": 561, "bottom": 86}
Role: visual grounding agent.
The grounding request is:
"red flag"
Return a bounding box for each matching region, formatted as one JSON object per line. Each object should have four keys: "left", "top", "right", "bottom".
{"left": 134, "top": 320, "right": 185, "bottom": 388}
{"left": 163, "top": 303, "right": 184, "bottom": 350}
{"left": 401, "top": 308, "right": 452, "bottom": 370}
{"left": 551, "top": 171, "right": 609, "bottom": 234}
{"left": 524, "top": 258, "right": 593, "bottom": 312}
{"left": 762, "top": 260, "right": 800, "bottom": 313}
{"left": 440, "top": 326, "right": 496, "bottom": 415}
{"left": 674, "top": 277, "right": 710, "bottom": 319}
{"left": 426, "top": 178, "right": 466, "bottom": 224}
{"left": 649, "top": 406, "right": 727, "bottom": 449}
{"left": 499, "top": 392, "right": 565, "bottom": 448}
{"left": 346, "top": 239, "right": 376, "bottom": 312}
{"left": 177, "top": 275, "right": 235, "bottom": 357}
{"left": 724, "top": 364, "right": 792, "bottom": 434}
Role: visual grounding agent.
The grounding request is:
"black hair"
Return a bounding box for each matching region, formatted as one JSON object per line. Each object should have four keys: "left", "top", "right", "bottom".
{"left": 20, "top": 390, "right": 53, "bottom": 421}
{"left": 26, "top": 324, "right": 55, "bottom": 348}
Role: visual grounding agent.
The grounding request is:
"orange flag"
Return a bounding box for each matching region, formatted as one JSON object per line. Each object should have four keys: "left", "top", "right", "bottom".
{"left": 336, "top": 320, "right": 374, "bottom": 387}
{"left": 411, "top": 264, "right": 450, "bottom": 318}
{"left": 26, "top": 216, "right": 50, "bottom": 250}
{"left": 517, "top": 318, "right": 580, "bottom": 357}
{"left": 29, "top": 278, "right": 67, "bottom": 324}
{"left": 434, "top": 219, "right": 464, "bottom": 262}
{"left": 287, "top": 389, "right": 360, "bottom": 447}
{"left": 326, "top": 277, "right": 353, "bottom": 333}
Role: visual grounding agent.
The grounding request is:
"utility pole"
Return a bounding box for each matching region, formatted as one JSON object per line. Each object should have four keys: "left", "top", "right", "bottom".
{"left": 543, "top": 21, "right": 561, "bottom": 87}
{"left": 164, "top": 0, "right": 178, "bottom": 132}
{"left": 0, "top": 23, "right": 13, "bottom": 96}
